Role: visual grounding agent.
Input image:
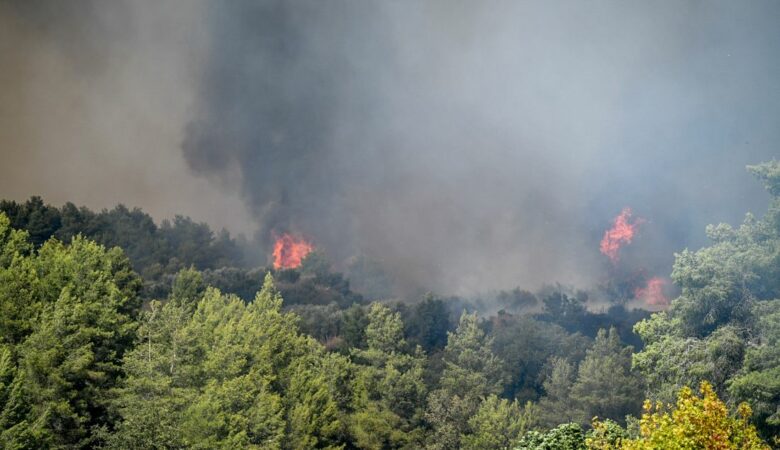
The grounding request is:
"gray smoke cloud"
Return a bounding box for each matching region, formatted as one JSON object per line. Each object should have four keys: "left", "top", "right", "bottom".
{"left": 0, "top": 0, "right": 255, "bottom": 235}
{"left": 183, "top": 0, "right": 780, "bottom": 295}
{"left": 2, "top": 1, "right": 779, "bottom": 296}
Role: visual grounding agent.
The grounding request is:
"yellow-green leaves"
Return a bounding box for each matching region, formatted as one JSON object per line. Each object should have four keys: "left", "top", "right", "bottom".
{"left": 591, "top": 382, "right": 770, "bottom": 450}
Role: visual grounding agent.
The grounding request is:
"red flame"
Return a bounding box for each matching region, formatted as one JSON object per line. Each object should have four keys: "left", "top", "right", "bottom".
{"left": 634, "top": 277, "right": 669, "bottom": 307}
{"left": 273, "top": 233, "right": 313, "bottom": 269}
{"left": 600, "top": 208, "right": 644, "bottom": 263}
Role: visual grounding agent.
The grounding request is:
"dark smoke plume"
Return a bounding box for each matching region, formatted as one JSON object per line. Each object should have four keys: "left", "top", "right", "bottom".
{"left": 2, "top": 1, "right": 780, "bottom": 296}
{"left": 182, "top": 0, "right": 780, "bottom": 295}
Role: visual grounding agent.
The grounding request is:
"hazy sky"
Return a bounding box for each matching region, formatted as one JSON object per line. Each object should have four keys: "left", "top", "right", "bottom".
{"left": 0, "top": 0, "right": 255, "bottom": 234}
{"left": 1, "top": 1, "right": 778, "bottom": 295}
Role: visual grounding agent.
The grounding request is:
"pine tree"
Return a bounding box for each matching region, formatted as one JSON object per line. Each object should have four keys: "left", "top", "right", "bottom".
{"left": 570, "top": 328, "right": 644, "bottom": 425}
{"left": 461, "top": 394, "right": 534, "bottom": 450}
{"left": 425, "top": 312, "right": 506, "bottom": 449}
{"left": 350, "top": 303, "right": 427, "bottom": 448}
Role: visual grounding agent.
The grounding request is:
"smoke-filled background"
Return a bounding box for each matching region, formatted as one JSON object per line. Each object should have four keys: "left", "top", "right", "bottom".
{"left": 1, "top": 0, "right": 779, "bottom": 296}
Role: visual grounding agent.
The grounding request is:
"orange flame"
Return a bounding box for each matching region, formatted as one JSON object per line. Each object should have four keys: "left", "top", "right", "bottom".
{"left": 600, "top": 208, "right": 643, "bottom": 263}
{"left": 634, "top": 276, "right": 669, "bottom": 307}
{"left": 272, "top": 233, "right": 313, "bottom": 269}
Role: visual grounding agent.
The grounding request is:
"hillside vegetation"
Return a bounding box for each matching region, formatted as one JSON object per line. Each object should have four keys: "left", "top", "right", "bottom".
{"left": 0, "top": 161, "right": 777, "bottom": 448}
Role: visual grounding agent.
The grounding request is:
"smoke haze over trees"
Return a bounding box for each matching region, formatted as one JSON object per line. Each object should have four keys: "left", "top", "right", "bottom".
{"left": 2, "top": 1, "right": 780, "bottom": 296}
{"left": 0, "top": 160, "right": 778, "bottom": 447}
{"left": 2, "top": 0, "right": 780, "bottom": 447}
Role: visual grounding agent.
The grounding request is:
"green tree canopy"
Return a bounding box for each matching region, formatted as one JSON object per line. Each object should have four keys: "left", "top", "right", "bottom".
{"left": 633, "top": 161, "right": 780, "bottom": 438}
{"left": 425, "top": 312, "right": 506, "bottom": 449}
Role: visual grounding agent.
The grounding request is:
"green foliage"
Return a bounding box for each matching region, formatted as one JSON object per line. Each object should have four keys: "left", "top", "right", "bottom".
{"left": 105, "top": 294, "right": 194, "bottom": 448}
{"left": 108, "top": 275, "right": 348, "bottom": 449}
{"left": 364, "top": 302, "right": 406, "bottom": 355}
{"left": 425, "top": 390, "right": 477, "bottom": 450}
{"left": 495, "top": 288, "right": 538, "bottom": 313}
{"left": 535, "top": 290, "right": 648, "bottom": 348}
{"left": 284, "top": 353, "right": 345, "bottom": 449}
{"left": 514, "top": 423, "right": 587, "bottom": 450}
{"left": 492, "top": 315, "right": 589, "bottom": 402}
{"left": 203, "top": 264, "right": 364, "bottom": 309}
{"left": 585, "top": 419, "right": 629, "bottom": 450}
{"left": 341, "top": 304, "right": 369, "bottom": 350}
{"left": 570, "top": 328, "right": 644, "bottom": 425}
{"left": 0, "top": 215, "right": 39, "bottom": 345}
{"left": 0, "top": 197, "right": 60, "bottom": 247}
{"left": 0, "top": 211, "right": 679, "bottom": 448}
{"left": 633, "top": 162, "right": 780, "bottom": 438}
{"left": 668, "top": 165, "right": 780, "bottom": 338}
{"left": 273, "top": 267, "right": 363, "bottom": 308}
{"left": 634, "top": 318, "right": 744, "bottom": 402}
{"left": 2, "top": 162, "right": 778, "bottom": 448}
{"left": 542, "top": 291, "right": 587, "bottom": 321}
{"left": 299, "top": 251, "right": 331, "bottom": 279}
{"left": 289, "top": 303, "right": 346, "bottom": 349}
{"left": 0, "top": 345, "right": 49, "bottom": 449}
{"left": 0, "top": 214, "right": 144, "bottom": 448}
{"left": 611, "top": 382, "right": 769, "bottom": 449}
{"left": 404, "top": 295, "right": 452, "bottom": 353}
{"left": 537, "top": 328, "right": 643, "bottom": 427}
{"left": 729, "top": 299, "right": 780, "bottom": 437}
{"left": 0, "top": 198, "right": 247, "bottom": 296}
{"left": 170, "top": 267, "right": 206, "bottom": 310}
{"left": 438, "top": 312, "right": 505, "bottom": 400}
{"left": 461, "top": 395, "right": 534, "bottom": 450}
{"left": 22, "top": 238, "right": 142, "bottom": 446}
{"left": 425, "top": 312, "right": 506, "bottom": 449}
{"left": 747, "top": 160, "right": 780, "bottom": 197}
{"left": 350, "top": 303, "right": 427, "bottom": 448}
{"left": 538, "top": 357, "right": 579, "bottom": 427}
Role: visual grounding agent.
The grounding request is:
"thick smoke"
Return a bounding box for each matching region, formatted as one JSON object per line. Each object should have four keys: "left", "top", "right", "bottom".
{"left": 2, "top": 1, "right": 779, "bottom": 296}
{"left": 0, "top": 0, "right": 255, "bottom": 234}
{"left": 183, "top": 1, "right": 780, "bottom": 295}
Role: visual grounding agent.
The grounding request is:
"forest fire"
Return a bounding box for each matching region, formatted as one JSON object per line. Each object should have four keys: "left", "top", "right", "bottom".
{"left": 600, "top": 207, "right": 644, "bottom": 263}
{"left": 272, "top": 233, "right": 313, "bottom": 269}
{"left": 634, "top": 276, "right": 670, "bottom": 307}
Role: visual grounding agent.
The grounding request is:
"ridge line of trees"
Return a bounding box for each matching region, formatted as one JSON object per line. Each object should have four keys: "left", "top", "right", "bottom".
{"left": 0, "top": 160, "right": 777, "bottom": 448}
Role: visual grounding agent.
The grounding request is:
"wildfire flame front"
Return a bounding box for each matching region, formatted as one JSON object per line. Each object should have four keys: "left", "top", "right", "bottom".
{"left": 273, "top": 233, "right": 314, "bottom": 269}
{"left": 600, "top": 207, "right": 644, "bottom": 264}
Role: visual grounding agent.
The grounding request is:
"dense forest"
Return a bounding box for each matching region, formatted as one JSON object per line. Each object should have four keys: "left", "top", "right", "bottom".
{"left": 0, "top": 161, "right": 778, "bottom": 449}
